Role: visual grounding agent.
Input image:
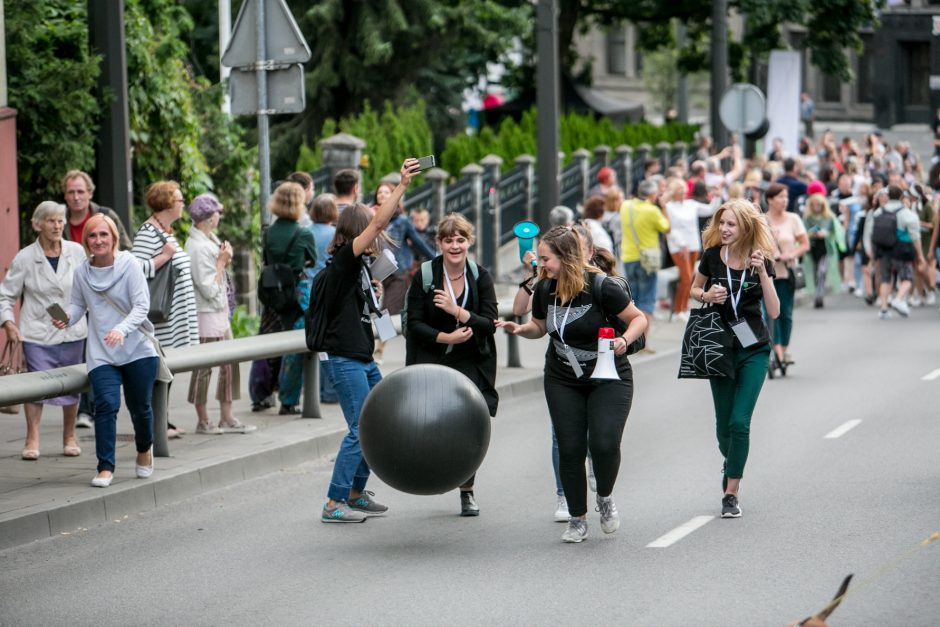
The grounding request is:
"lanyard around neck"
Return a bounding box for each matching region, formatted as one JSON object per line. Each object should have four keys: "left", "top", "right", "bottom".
{"left": 444, "top": 266, "right": 469, "bottom": 319}
{"left": 552, "top": 296, "right": 573, "bottom": 346}
{"left": 723, "top": 246, "right": 748, "bottom": 319}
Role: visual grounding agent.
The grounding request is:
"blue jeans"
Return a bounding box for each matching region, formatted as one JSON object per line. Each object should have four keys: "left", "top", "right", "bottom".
{"left": 278, "top": 279, "right": 311, "bottom": 407}
{"left": 320, "top": 359, "right": 338, "bottom": 403}
{"left": 87, "top": 357, "right": 158, "bottom": 473}
{"left": 623, "top": 260, "right": 658, "bottom": 313}
{"left": 327, "top": 355, "right": 382, "bottom": 502}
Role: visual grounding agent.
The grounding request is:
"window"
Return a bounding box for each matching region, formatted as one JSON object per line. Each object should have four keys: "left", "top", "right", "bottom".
{"left": 902, "top": 42, "right": 929, "bottom": 106}
{"left": 857, "top": 35, "right": 873, "bottom": 104}
{"left": 607, "top": 28, "right": 626, "bottom": 76}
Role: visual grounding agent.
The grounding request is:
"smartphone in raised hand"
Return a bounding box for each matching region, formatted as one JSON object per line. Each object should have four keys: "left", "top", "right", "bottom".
{"left": 416, "top": 155, "right": 436, "bottom": 172}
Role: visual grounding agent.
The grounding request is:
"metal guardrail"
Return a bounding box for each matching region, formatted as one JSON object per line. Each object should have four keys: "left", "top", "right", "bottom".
{"left": 0, "top": 307, "right": 523, "bottom": 457}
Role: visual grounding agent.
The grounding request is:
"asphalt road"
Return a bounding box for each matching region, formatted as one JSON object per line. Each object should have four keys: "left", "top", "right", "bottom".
{"left": 1, "top": 295, "right": 938, "bottom": 626}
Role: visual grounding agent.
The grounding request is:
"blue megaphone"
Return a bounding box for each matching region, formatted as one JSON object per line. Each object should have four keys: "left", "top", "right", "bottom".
{"left": 513, "top": 220, "right": 540, "bottom": 266}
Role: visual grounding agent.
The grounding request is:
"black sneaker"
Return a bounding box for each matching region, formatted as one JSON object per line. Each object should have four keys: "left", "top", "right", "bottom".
{"left": 721, "top": 494, "right": 742, "bottom": 518}
{"left": 460, "top": 491, "right": 480, "bottom": 517}
{"left": 279, "top": 404, "right": 300, "bottom": 415}
{"left": 347, "top": 490, "right": 388, "bottom": 516}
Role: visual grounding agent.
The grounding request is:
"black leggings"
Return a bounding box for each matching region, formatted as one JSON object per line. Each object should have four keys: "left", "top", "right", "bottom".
{"left": 544, "top": 375, "right": 633, "bottom": 517}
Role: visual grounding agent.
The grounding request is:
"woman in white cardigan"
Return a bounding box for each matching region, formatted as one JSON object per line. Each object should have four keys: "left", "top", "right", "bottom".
{"left": 0, "top": 201, "right": 88, "bottom": 460}
{"left": 183, "top": 194, "right": 253, "bottom": 434}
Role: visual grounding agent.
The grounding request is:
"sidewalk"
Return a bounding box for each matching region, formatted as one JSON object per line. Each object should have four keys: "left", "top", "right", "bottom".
{"left": 0, "top": 300, "right": 686, "bottom": 551}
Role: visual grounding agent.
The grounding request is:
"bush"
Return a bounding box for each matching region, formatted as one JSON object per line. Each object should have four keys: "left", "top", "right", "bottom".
{"left": 441, "top": 109, "right": 698, "bottom": 174}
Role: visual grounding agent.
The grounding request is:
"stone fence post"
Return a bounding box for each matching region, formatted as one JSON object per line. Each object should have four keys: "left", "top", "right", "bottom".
{"left": 572, "top": 148, "right": 591, "bottom": 208}
{"left": 515, "top": 154, "right": 536, "bottom": 223}
{"left": 616, "top": 145, "right": 633, "bottom": 196}
{"left": 460, "top": 163, "right": 484, "bottom": 261}
{"left": 425, "top": 168, "right": 449, "bottom": 223}
{"left": 480, "top": 154, "right": 503, "bottom": 276}
{"left": 594, "top": 144, "right": 612, "bottom": 168}
{"left": 318, "top": 133, "right": 366, "bottom": 201}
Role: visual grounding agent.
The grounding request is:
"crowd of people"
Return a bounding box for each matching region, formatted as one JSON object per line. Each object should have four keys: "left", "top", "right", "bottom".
{"left": 2, "top": 126, "right": 938, "bottom": 540}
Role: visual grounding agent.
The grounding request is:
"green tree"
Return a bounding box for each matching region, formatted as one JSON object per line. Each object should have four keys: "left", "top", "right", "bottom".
{"left": 5, "top": 0, "right": 101, "bottom": 214}
{"left": 506, "top": 0, "right": 885, "bottom": 91}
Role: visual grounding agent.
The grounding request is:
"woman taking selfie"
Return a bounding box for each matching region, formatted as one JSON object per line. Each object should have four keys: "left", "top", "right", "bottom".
{"left": 689, "top": 199, "right": 780, "bottom": 518}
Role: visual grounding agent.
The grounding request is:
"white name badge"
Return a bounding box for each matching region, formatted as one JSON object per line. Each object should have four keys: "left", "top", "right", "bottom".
{"left": 562, "top": 346, "right": 584, "bottom": 378}
{"left": 318, "top": 352, "right": 329, "bottom": 362}
{"left": 372, "top": 309, "right": 397, "bottom": 342}
{"left": 730, "top": 318, "right": 759, "bottom": 348}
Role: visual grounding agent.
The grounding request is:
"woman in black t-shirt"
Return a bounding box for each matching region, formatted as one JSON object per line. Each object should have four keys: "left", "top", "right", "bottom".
{"left": 689, "top": 199, "right": 780, "bottom": 520}
{"left": 316, "top": 158, "right": 421, "bottom": 524}
{"left": 497, "top": 226, "right": 647, "bottom": 543}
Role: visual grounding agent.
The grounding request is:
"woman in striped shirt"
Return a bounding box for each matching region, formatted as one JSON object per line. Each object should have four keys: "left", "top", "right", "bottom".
{"left": 131, "top": 181, "right": 200, "bottom": 437}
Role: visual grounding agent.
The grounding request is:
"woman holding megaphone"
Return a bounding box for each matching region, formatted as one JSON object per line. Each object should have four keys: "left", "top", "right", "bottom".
{"left": 497, "top": 226, "right": 646, "bottom": 544}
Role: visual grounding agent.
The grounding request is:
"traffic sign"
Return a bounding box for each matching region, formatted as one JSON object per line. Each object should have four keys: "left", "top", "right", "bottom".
{"left": 221, "top": 0, "right": 311, "bottom": 68}
{"left": 229, "top": 65, "right": 306, "bottom": 115}
{"left": 719, "top": 83, "right": 766, "bottom": 135}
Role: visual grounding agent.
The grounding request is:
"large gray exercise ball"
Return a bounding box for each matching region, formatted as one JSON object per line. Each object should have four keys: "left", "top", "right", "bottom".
{"left": 359, "top": 364, "right": 492, "bottom": 495}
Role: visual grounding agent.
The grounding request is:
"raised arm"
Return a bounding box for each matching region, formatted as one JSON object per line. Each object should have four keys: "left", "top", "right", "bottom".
{"left": 352, "top": 159, "right": 420, "bottom": 258}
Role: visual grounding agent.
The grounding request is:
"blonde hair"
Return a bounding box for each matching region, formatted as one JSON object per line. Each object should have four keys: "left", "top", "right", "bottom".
{"left": 538, "top": 226, "right": 596, "bottom": 304}
{"left": 727, "top": 182, "right": 745, "bottom": 200}
{"left": 665, "top": 177, "right": 686, "bottom": 201}
{"left": 701, "top": 199, "right": 774, "bottom": 262}
{"left": 805, "top": 193, "right": 831, "bottom": 219}
{"left": 81, "top": 213, "right": 121, "bottom": 257}
{"left": 269, "top": 182, "right": 305, "bottom": 220}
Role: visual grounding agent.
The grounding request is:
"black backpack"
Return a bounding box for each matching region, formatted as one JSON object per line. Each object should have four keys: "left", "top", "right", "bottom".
{"left": 870, "top": 210, "right": 899, "bottom": 251}
{"left": 591, "top": 272, "right": 645, "bottom": 355}
{"left": 258, "top": 227, "right": 302, "bottom": 315}
{"left": 304, "top": 265, "right": 331, "bottom": 352}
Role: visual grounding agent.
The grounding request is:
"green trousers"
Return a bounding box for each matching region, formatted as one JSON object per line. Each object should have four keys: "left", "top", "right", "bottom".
{"left": 709, "top": 343, "right": 770, "bottom": 479}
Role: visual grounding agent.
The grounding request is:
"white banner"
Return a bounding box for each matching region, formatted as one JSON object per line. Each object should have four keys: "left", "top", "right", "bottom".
{"left": 766, "top": 50, "right": 802, "bottom": 157}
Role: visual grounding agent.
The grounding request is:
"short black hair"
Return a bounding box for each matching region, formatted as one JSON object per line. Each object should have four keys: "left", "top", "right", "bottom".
{"left": 887, "top": 185, "right": 903, "bottom": 201}
{"left": 783, "top": 158, "right": 796, "bottom": 173}
{"left": 333, "top": 169, "right": 360, "bottom": 196}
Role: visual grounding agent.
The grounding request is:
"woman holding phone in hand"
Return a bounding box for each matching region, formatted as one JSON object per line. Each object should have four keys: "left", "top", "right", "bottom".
{"left": 0, "top": 201, "right": 88, "bottom": 460}
{"left": 405, "top": 213, "right": 498, "bottom": 517}
{"left": 689, "top": 199, "right": 779, "bottom": 519}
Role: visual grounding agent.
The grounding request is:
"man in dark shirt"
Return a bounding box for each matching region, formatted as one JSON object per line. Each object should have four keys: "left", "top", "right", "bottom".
{"left": 776, "top": 158, "right": 808, "bottom": 213}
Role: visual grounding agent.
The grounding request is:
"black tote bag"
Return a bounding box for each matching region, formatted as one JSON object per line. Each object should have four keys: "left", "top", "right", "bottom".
{"left": 678, "top": 305, "right": 735, "bottom": 379}
{"left": 147, "top": 228, "right": 180, "bottom": 324}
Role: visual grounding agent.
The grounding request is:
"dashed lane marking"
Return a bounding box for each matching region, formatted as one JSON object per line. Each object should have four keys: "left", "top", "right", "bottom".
{"left": 646, "top": 515, "right": 715, "bottom": 548}
{"left": 824, "top": 419, "right": 862, "bottom": 439}
{"left": 921, "top": 369, "right": 940, "bottom": 381}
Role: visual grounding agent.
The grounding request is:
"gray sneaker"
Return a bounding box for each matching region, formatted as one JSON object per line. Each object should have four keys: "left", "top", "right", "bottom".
{"left": 321, "top": 502, "right": 367, "bottom": 523}
{"left": 561, "top": 518, "right": 588, "bottom": 543}
{"left": 596, "top": 495, "right": 620, "bottom": 534}
{"left": 460, "top": 491, "right": 480, "bottom": 516}
{"left": 347, "top": 490, "right": 388, "bottom": 517}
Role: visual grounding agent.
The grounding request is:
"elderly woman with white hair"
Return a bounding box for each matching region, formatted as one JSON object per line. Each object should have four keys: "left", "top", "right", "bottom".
{"left": 0, "top": 201, "right": 89, "bottom": 460}
{"left": 183, "top": 193, "right": 253, "bottom": 434}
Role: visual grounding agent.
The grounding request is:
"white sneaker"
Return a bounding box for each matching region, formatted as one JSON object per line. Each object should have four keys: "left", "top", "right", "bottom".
{"left": 889, "top": 297, "right": 910, "bottom": 317}
{"left": 553, "top": 495, "right": 569, "bottom": 522}
{"left": 596, "top": 495, "right": 620, "bottom": 534}
{"left": 76, "top": 413, "right": 94, "bottom": 429}
{"left": 878, "top": 309, "right": 893, "bottom": 320}
{"left": 909, "top": 295, "right": 923, "bottom": 308}
{"left": 561, "top": 518, "right": 588, "bottom": 543}
{"left": 927, "top": 290, "right": 937, "bottom": 306}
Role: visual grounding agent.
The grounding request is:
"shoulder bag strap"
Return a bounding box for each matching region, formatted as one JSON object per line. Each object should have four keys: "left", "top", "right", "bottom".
{"left": 96, "top": 289, "right": 160, "bottom": 346}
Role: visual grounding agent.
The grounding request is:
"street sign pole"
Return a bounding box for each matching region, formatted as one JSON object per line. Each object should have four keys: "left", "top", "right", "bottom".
{"left": 255, "top": 0, "right": 271, "bottom": 227}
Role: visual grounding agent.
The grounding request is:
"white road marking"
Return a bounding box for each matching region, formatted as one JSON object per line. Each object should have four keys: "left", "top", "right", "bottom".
{"left": 921, "top": 369, "right": 940, "bottom": 381}
{"left": 824, "top": 419, "right": 862, "bottom": 439}
{"left": 646, "top": 515, "right": 715, "bottom": 548}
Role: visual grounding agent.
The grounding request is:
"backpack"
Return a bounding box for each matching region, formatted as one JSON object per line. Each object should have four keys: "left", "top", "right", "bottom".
{"left": 257, "top": 227, "right": 302, "bottom": 315}
{"left": 304, "top": 265, "right": 331, "bottom": 352}
{"left": 591, "top": 272, "right": 645, "bottom": 355}
{"left": 401, "top": 259, "right": 479, "bottom": 337}
{"left": 870, "top": 210, "right": 898, "bottom": 251}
